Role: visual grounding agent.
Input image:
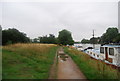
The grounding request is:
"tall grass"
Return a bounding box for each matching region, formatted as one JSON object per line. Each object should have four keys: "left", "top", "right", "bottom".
{"left": 64, "top": 47, "right": 119, "bottom": 80}
{"left": 2, "top": 43, "right": 58, "bottom": 79}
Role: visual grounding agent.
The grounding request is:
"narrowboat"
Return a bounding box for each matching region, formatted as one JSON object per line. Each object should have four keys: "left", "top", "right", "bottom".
{"left": 100, "top": 45, "right": 120, "bottom": 66}
{"left": 85, "top": 44, "right": 120, "bottom": 66}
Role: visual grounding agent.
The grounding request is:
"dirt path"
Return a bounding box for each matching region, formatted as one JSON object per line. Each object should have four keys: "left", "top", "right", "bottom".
{"left": 57, "top": 47, "right": 87, "bottom": 79}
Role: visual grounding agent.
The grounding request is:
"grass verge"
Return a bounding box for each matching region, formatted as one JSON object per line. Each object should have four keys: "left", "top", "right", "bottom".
{"left": 2, "top": 43, "right": 58, "bottom": 79}
{"left": 64, "top": 47, "right": 119, "bottom": 80}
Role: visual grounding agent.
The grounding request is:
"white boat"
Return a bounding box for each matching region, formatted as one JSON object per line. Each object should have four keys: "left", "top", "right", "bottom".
{"left": 100, "top": 45, "right": 120, "bottom": 66}
{"left": 85, "top": 48, "right": 104, "bottom": 60}
{"left": 74, "top": 45, "right": 84, "bottom": 51}
{"left": 85, "top": 44, "right": 120, "bottom": 66}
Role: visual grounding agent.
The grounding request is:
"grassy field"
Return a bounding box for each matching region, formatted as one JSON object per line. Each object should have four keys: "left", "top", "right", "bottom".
{"left": 2, "top": 43, "right": 58, "bottom": 79}
{"left": 64, "top": 47, "right": 120, "bottom": 80}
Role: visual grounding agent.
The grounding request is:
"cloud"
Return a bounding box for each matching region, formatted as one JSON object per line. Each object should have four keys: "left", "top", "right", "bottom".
{"left": 2, "top": 2, "right": 118, "bottom": 41}
{"left": 1, "top": 0, "right": 119, "bottom": 2}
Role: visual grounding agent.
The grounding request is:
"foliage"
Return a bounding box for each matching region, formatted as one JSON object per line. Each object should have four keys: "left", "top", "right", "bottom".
{"left": 90, "top": 37, "right": 100, "bottom": 44}
{"left": 81, "top": 27, "right": 120, "bottom": 44}
{"left": 113, "top": 33, "right": 120, "bottom": 43}
{"left": 58, "top": 29, "right": 74, "bottom": 45}
{"left": 32, "top": 34, "right": 58, "bottom": 44}
{"left": 40, "top": 34, "right": 57, "bottom": 44}
{"left": 64, "top": 47, "right": 119, "bottom": 80}
{"left": 33, "top": 38, "right": 39, "bottom": 43}
{"left": 100, "top": 28, "right": 119, "bottom": 44}
{"left": 2, "top": 43, "right": 58, "bottom": 79}
{"left": 74, "top": 41, "right": 81, "bottom": 44}
{"left": 81, "top": 39, "right": 90, "bottom": 44}
{"left": 81, "top": 37, "right": 100, "bottom": 44}
{"left": 2, "top": 28, "right": 30, "bottom": 45}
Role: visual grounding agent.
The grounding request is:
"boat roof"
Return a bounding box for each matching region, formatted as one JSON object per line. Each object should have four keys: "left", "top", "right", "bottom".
{"left": 92, "top": 49, "right": 100, "bottom": 54}
{"left": 101, "top": 45, "right": 120, "bottom": 48}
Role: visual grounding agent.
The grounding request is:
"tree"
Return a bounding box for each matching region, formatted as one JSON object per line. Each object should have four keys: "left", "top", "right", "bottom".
{"left": 81, "top": 39, "right": 90, "bottom": 44}
{"left": 90, "top": 37, "right": 100, "bottom": 44}
{"left": 39, "top": 34, "right": 57, "bottom": 44}
{"left": 100, "top": 28, "right": 119, "bottom": 44}
{"left": 33, "top": 38, "right": 39, "bottom": 43}
{"left": 47, "top": 34, "right": 56, "bottom": 44}
{"left": 113, "top": 33, "right": 120, "bottom": 43}
{"left": 2, "top": 28, "right": 30, "bottom": 45}
{"left": 58, "top": 29, "right": 74, "bottom": 45}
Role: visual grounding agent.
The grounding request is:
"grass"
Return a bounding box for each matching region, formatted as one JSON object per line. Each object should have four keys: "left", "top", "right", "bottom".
{"left": 2, "top": 43, "right": 59, "bottom": 79}
{"left": 64, "top": 47, "right": 120, "bottom": 80}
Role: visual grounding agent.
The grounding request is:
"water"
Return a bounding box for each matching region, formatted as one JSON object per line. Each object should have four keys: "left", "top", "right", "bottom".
{"left": 74, "top": 44, "right": 101, "bottom": 49}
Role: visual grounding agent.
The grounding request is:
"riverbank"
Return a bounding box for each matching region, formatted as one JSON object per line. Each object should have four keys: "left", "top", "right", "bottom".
{"left": 64, "top": 47, "right": 119, "bottom": 80}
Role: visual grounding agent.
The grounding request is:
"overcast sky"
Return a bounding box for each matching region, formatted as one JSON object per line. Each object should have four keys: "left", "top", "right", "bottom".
{"left": 0, "top": 0, "right": 119, "bottom": 41}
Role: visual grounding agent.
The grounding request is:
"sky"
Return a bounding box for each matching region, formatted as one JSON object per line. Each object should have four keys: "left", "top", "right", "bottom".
{"left": 0, "top": 0, "right": 119, "bottom": 41}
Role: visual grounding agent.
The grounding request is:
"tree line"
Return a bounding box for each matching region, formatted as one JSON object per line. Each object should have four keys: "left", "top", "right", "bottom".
{"left": 2, "top": 28, "right": 30, "bottom": 45}
{"left": 81, "top": 27, "right": 120, "bottom": 44}
{"left": 2, "top": 28, "right": 74, "bottom": 45}
{"left": 2, "top": 27, "right": 120, "bottom": 45}
{"left": 32, "top": 29, "right": 74, "bottom": 45}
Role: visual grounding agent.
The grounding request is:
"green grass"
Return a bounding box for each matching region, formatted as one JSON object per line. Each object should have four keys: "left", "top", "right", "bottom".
{"left": 64, "top": 47, "right": 119, "bottom": 80}
{"left": 2, "top": 43, "right": 59, "bottom": 79}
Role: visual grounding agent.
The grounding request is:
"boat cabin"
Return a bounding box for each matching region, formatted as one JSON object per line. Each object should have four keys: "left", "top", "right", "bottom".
{"left": 85, "top": 48, "right": 103, "bottom": 60}
{"left": 100, "top": 45, "right": 120, "bottom": 66}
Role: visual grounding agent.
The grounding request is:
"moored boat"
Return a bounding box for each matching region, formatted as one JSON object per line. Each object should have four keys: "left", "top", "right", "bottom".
{"left": 84, "top": 44, "right": 120, "bottom": 67}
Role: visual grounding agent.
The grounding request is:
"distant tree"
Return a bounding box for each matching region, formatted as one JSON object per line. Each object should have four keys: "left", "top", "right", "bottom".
{"left": 2, "top": 28, "right": 30, "bottom": 45}
{"left": 33, "top": 38, "right": 39, "bottom": 43}
{"left": 90, "top": 37, "right": 100, "bottom": 44}
{"left": 74, "top": 41, "right": 81, "bottom": 44}
{"left": 113, "top": 33, "right": 120, "bottom": 43}
{"left": 100, "top": 27, "right": 119, "bottom": 44}
{"left": 47, "top": 34, "right": 56, "bottom": 44}
{"left": 81, "top": 39, "right": 90, "bottom": 44}
{"left": 58, "top": 29, "right": 74, "bottom": 45}
{"left": 39, "top": 34, "right": 57, "bottom": 44}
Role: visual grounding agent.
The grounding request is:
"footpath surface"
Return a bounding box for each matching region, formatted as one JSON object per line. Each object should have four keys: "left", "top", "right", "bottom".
{"left": 57, "top": 47, "right": 86, "bottom": 79}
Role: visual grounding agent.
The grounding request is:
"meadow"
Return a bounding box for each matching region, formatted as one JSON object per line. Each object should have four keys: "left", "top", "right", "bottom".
{"left": 2, "top": 43, "right": 58, "bottom": 79}
{"left": 64, "top": 47, "right": 120, "bottom": 80}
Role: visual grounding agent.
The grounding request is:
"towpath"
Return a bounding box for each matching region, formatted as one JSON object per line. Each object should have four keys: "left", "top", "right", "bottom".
{"left": 57, "top": 47, "right": 86, "bottom": 79}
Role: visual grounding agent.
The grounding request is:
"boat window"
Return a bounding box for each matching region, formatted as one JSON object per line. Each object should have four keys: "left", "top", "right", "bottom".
{"left": 109, "top": 48, "right": 114, "bottom": 56}
{"left": 100, "top": 47, "right": 104, "bottom": 54}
